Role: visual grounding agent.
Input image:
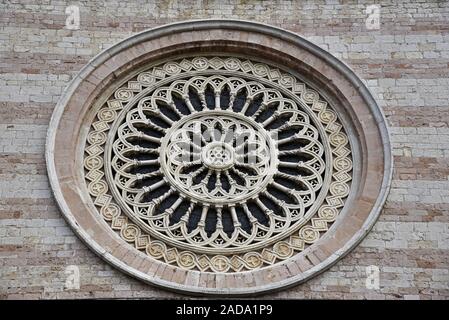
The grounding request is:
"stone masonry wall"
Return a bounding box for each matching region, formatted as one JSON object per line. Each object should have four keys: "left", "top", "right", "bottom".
{"left": 0, "top": 0, "right": 448, "bottom": 299}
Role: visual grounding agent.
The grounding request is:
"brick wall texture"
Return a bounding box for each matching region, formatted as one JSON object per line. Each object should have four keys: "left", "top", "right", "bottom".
{"left": 0, "top": 0, "right": 448, "bottom": 300}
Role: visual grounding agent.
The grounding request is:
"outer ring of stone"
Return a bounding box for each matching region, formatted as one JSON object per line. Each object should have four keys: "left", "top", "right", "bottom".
{"left": 46, "top": 19, "right": 392, "bottom": 296}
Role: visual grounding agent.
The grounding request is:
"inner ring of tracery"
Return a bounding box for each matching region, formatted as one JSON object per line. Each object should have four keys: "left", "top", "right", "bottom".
{"left": 160, "top": 110, "right": 278, "bottom": 205}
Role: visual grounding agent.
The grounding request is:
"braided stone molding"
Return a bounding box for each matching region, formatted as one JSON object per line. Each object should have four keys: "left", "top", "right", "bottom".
{"left": 46, "top": 20, "right": 392, "bottom": 295}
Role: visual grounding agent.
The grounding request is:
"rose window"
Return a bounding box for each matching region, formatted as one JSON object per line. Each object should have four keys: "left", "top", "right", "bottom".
{"left": 48, "top": 20, "right": 391, "bottom": 295}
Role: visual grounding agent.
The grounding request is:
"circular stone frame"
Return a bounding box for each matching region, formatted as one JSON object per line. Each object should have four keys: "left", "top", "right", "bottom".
{"left": 46, "top": 19, "right": 392, "bottom": 296}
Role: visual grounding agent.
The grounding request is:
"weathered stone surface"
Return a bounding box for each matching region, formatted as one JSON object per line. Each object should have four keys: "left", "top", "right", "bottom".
{"left": 0, "top": 0, "right": 448, "bottom": 299}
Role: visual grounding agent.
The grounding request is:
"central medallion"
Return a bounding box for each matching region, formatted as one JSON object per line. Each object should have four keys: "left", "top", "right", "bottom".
{"left": 202, "top": 142, "right": 235, "bottom": 171}
{"left": 48, "top": 21, "right": 391, "bottom": 294}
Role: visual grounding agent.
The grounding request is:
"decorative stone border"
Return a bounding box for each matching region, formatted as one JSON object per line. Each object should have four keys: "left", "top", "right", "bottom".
{"left": 46, "top": 19, "right": 392, "bottom": 296}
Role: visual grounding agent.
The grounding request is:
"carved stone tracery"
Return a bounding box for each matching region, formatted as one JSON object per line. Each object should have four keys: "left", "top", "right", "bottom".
{"left": 84, "top": 56, "right": 352, "bottom": 272}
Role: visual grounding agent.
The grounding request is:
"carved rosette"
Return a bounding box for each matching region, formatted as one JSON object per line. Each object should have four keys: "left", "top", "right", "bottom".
{"left": 83, "top": 56, "right": 352, "bottom": 273}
